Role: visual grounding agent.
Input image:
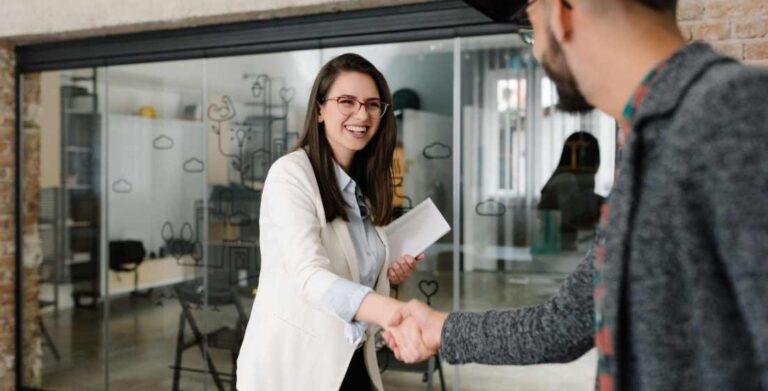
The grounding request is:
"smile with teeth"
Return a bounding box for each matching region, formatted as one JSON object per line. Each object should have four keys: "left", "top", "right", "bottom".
{"left": 345, "top": 125, "right": 368, "bottom": 135}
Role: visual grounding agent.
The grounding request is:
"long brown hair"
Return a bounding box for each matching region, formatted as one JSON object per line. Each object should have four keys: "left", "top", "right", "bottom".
{"left": 293, "top": 53, "right": 396, "bottom": 226}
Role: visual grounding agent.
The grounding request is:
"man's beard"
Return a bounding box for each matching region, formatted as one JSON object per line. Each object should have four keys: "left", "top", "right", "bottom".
{"left": 540, "top": 28, "right": 594, "bottom": 114}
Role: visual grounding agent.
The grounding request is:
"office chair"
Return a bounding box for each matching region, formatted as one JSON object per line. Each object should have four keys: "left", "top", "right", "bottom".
{"left": 108, "top": 240, "right": 149, "bottom": 297}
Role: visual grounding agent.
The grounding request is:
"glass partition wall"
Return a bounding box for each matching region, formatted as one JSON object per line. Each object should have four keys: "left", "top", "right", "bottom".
{"left": 21, "top": 33, "right": 611, "bottom": 390}
{"left": 456, "top": 34, "right": 611, "bottom": 389}
{"left": 104, "top": 60, "right": 207, "bottom": 390}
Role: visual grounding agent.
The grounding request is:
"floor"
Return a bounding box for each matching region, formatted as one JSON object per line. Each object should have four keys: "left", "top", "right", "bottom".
{"left": 35, "top": 263, "right": 596, "bottom": 391}
{"left": 381, "top": 351, "right": 596, "bottom": 391}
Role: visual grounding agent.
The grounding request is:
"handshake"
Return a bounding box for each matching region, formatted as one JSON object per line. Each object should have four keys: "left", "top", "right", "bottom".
{"left": 381, "top": 299, "right": 450, "bottom": 364}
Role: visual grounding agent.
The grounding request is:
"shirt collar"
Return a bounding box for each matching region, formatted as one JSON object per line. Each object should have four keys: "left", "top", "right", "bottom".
{"left": 623, "top": 42, "right": 732, "bottom": 128}
{"left": 333, "top": 161, "right": 355, "bottom": 194}
{"left": 620, "top": 57, "right": 669, "bottom": 129}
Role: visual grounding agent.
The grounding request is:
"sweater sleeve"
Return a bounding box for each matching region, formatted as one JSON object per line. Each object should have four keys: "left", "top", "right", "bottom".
{"left": 440, "top": 244, "right": 596, "bottom": 365}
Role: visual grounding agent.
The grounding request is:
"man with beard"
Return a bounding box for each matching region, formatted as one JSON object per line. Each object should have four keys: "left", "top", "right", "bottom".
{"left": 383, "top": 0, "right": 768, "bottom": 389}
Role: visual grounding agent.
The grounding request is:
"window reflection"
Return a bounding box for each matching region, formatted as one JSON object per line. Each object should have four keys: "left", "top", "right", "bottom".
{"left": 461, "top": 33, "right": 614, "bottom": 298}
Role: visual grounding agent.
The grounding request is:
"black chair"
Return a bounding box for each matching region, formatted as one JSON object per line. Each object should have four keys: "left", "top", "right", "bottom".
{"left": 377, "top": 279, "right": 446, "bottom": 391}
{"left": 171, "top": 280, "right": 249, "bottom": 391}
{"left": 109, "top": 240, "right": 149, "bottom": 297}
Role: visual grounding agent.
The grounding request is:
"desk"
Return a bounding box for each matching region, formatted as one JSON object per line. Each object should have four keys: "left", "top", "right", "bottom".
{"left": 108, "top": 256, "right": 197, "bottom": 295}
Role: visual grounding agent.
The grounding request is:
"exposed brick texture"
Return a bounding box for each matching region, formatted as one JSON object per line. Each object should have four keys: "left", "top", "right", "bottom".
{"left": 21, "top": 72, "right": 42, "bottom": 388}
{"left": 0, "top": 45, "right": 44, "bottom": 391}
{"left": 0, "top": 41, "right": 15, "bottom": 391}
{"left": 679, "top": 0, "right": 768, "bottom": 66}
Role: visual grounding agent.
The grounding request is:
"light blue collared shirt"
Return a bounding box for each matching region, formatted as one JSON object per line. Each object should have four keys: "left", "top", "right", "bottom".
{"left": 320, "top": 163, "right": 386, "bottom": 345}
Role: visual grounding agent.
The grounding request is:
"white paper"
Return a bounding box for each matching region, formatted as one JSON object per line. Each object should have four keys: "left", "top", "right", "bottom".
{"left": 384, "top": 198, "right": 451, "bottom": 263}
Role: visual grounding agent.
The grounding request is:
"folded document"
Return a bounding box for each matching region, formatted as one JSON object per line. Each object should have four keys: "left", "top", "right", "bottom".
{"left": 384, "top": 198, "right": 451, "bottom": 263}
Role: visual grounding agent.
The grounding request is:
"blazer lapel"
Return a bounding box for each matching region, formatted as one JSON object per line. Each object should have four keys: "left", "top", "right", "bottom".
{"left": 328, "top": 220, "right": 390, "bottom": 294}
{"left": 373, "top": 226, "right": 390, "bottom": 295}
{"left": 330, "top": 219, "right": 361, "bottom": 283}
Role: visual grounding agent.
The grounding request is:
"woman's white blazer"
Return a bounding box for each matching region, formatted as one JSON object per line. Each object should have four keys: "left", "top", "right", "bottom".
{"left": 236, "top": 149, "right": 390, "bottom": 391}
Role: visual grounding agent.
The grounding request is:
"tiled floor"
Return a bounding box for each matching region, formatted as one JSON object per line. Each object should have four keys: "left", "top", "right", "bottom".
{"left": 36, "top": 263, "right": 596, "bottom": 390}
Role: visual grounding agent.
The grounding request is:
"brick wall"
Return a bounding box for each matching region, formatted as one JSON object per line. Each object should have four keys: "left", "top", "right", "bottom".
{"left": 679, "top": 0, "right": 768, "bottom": 68}
{"left": 21, "top": 72, "right": 43, "bottom": 388}
{"left": 0, "top": 41, "right": 16, "bottom": 391}
{"left": 0, "top": 45, "right": 43, "bottom": 391}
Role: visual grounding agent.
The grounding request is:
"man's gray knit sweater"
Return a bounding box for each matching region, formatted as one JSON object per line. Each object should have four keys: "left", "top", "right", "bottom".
{"left": 439, "top": 43, "right": 768, "bottom": 390}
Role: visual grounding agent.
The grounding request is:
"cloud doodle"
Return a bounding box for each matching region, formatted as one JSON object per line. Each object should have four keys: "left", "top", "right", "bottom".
{"left": 112, "top": 179, "right": 133, "bottom": 194}
{"left": 422, "top": 142, "right": 452, "bottom": 159}
{"left": 475, "top": 199, "right": 507, "bottom": 217}
{"left": 183, "top": 158, "right": 205, "bottom": 173}
{"left": 153, "top": 135, "right": 174, "bottom": 150}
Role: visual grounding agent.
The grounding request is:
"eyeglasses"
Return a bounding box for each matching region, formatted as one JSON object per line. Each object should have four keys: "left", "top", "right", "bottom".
{"left": 519, "top": 28, "right": 534, "bottom": 46}
{"left": 322, "top": 95, "right": 390, "bottom": 118}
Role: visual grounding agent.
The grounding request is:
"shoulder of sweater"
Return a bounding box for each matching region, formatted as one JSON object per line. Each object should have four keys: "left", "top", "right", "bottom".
{"left": 669, "top": 61, "right": 768, "bottom": 142}
{"left": 664, "top": 62, "right": 768, "bottom": 175}
{"left": 681, "top": 61, "right": 768, "bottom": 118}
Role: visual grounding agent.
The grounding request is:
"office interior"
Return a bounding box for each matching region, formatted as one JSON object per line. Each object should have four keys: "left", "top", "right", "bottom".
{"left": 19, "top": 33, "right": 614, "bottom": 390}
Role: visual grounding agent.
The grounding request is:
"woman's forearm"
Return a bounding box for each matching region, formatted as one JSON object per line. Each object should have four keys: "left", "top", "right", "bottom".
{"left": 354, "top": 293, "right": 402, "bottom": 327}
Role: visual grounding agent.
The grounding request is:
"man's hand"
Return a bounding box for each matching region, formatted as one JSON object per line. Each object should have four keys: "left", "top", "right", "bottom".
{"left": 382, "top": 299, "right": 448, "bottom": 363}
{"left": 387, "top": 253, "right": 426, "bottom": 285}
{"left": 383, "top": 315, "right": 432, "bottom": 363}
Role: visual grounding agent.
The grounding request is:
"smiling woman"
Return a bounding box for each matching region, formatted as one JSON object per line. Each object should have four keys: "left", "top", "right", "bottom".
{"left": 236, "top": 53, "right": 424, "bottom": 391}
{"left": 322, "top": 93, "right": 389, "bottom": 151}
{"left": 319, "top": 75, "right": 386, "bottom": 171}
{"left": 297, "top": 53, "right": 398, "bottom": 226}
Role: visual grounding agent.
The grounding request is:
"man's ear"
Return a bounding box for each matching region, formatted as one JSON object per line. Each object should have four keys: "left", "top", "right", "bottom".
{"left": 549, "top": 0, "right": 574, "bottom": 43}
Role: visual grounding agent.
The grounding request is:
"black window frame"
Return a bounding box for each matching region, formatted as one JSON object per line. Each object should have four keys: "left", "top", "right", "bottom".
{"left": 16, "top": 0, "right": 519, "bottom": 72}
